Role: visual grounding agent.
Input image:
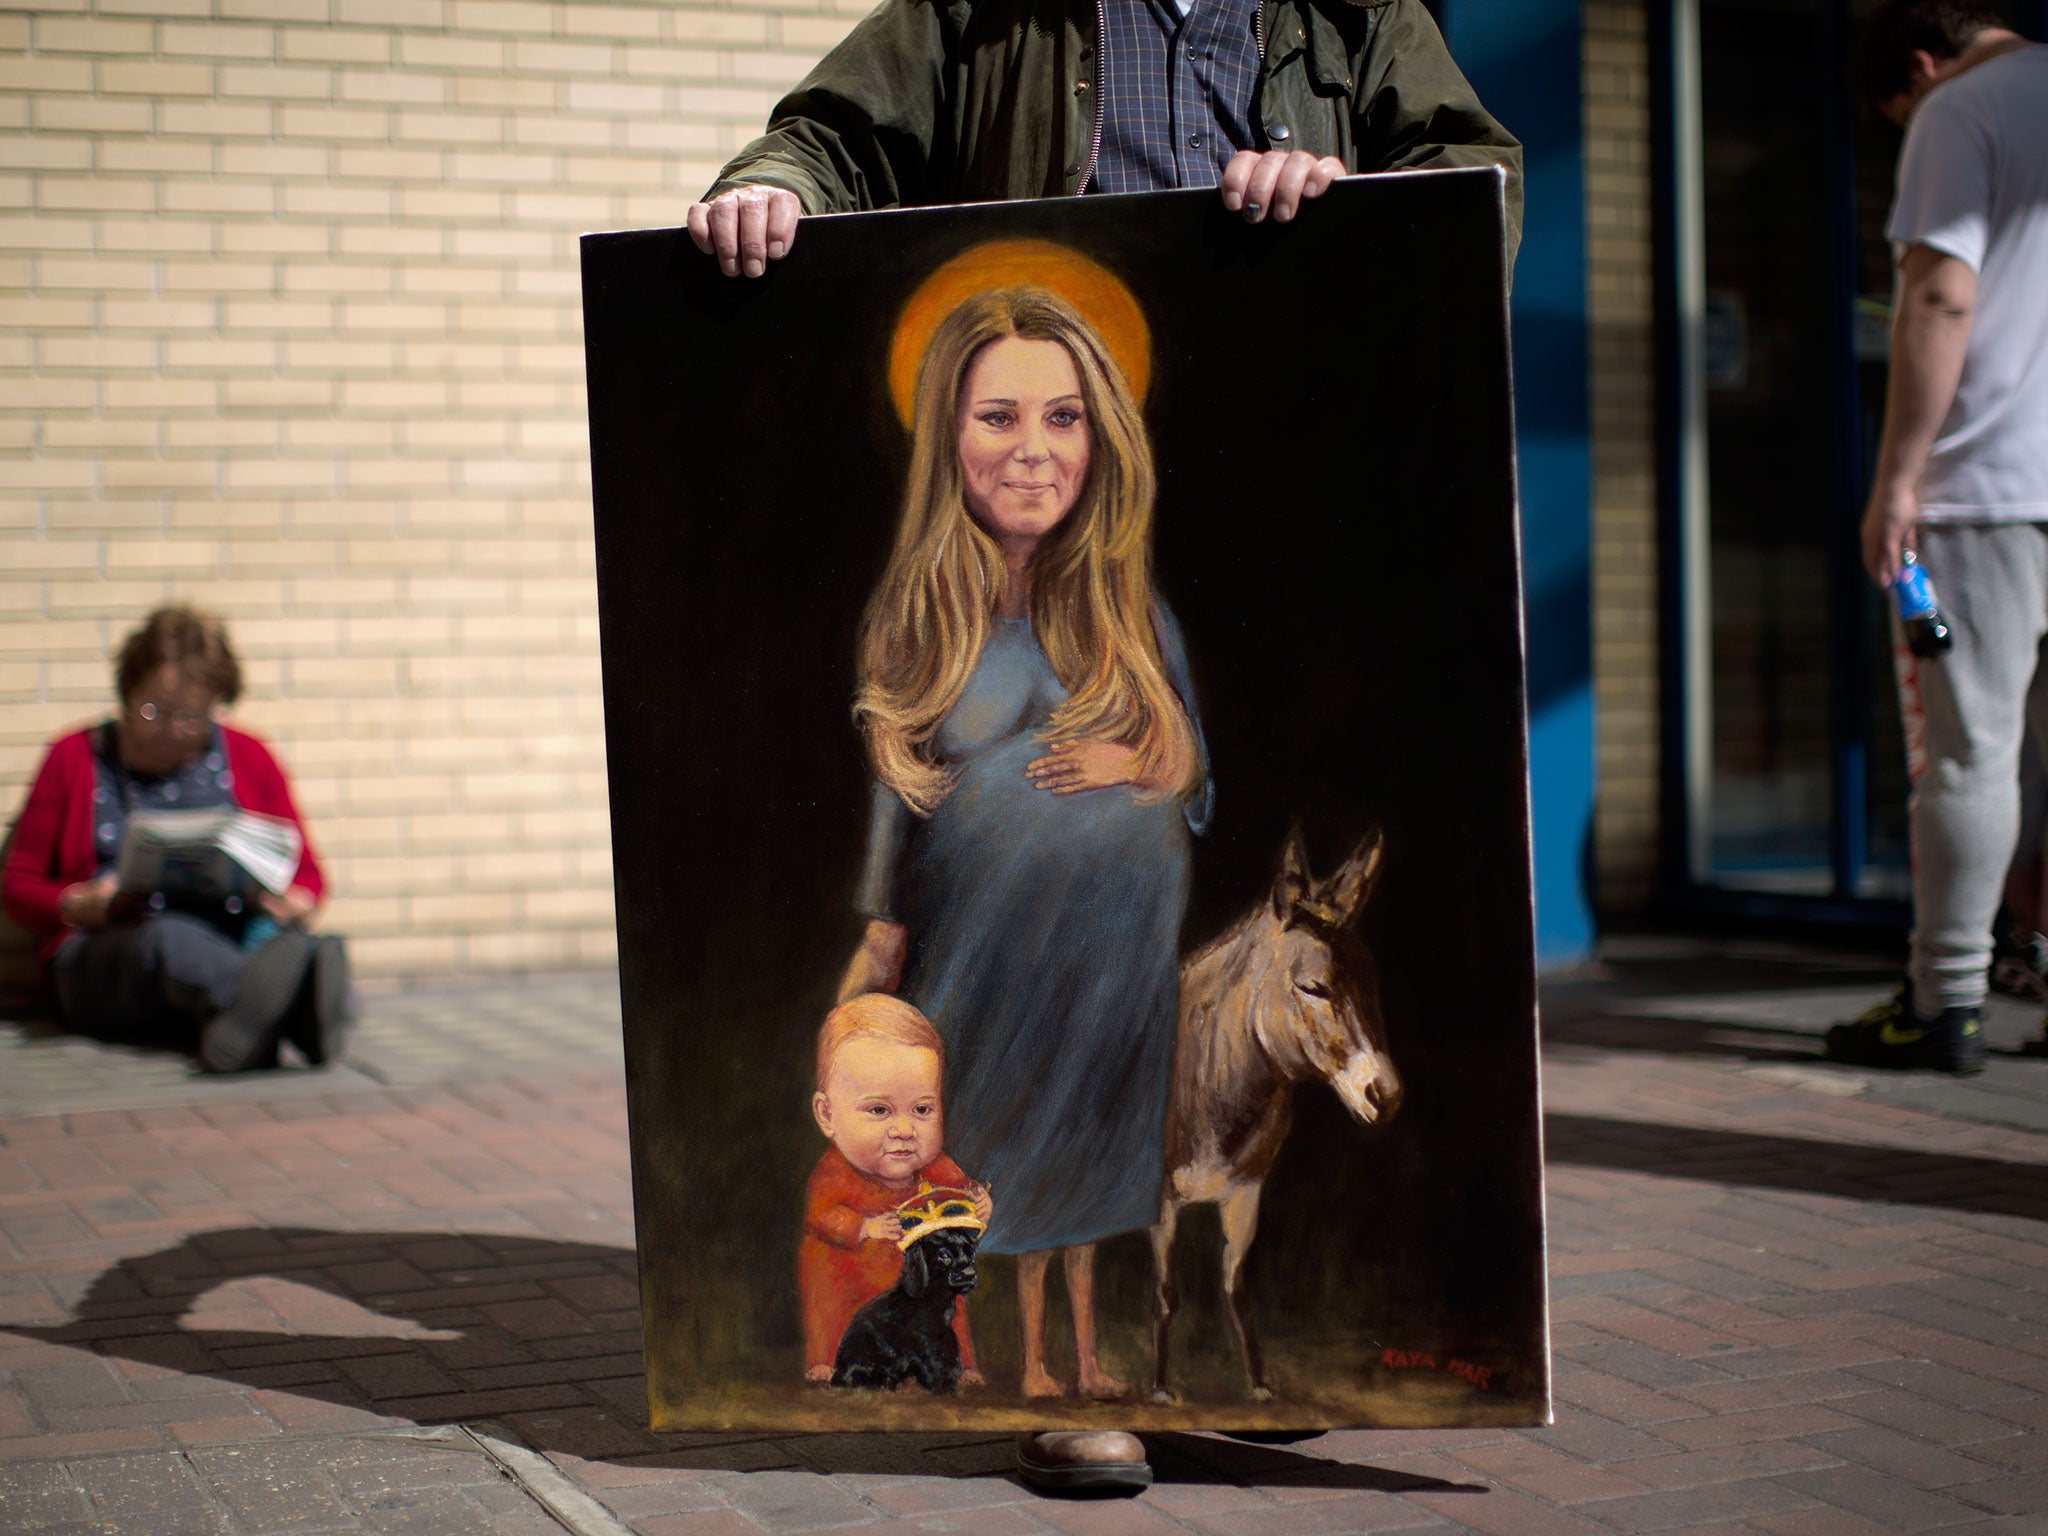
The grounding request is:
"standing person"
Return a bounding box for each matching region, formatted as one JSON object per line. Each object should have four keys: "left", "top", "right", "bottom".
{"left": 1, "top": 606, "right": 353, "bottom": 1074}
{"left": 678, "top": 0, "right": 1519, "bottom": 1489}
{"left": 842, "top": 285, "right": 1208, "bottom": 1490}
{"left": 684, "top": 0, "right": 1521, "bottom": 278}
{"left": 1827, "top": 0, "right": 2045, "bottom": 1074}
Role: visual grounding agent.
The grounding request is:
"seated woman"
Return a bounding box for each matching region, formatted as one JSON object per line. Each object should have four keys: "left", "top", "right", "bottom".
{"left": 1, "top": 605, "right": 351, "bottom": 1072}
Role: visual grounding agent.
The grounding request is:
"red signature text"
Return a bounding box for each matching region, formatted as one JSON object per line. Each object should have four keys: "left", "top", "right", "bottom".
{"left": 1381, "top": 1348, "right": 1494, "bottom": 1390}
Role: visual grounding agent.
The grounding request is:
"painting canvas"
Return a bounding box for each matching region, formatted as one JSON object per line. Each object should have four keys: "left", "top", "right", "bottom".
{"left": 581, "top": 170, "right": 1548, "bottom": 1433}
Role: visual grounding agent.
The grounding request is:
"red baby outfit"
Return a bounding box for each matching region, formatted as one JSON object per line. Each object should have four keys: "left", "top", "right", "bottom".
{"left": 799, "top": 1146, "right": 977, "bottom": 1374}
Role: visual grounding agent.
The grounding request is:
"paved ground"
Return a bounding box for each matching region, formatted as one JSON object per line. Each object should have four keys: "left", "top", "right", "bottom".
{"left": 1, "top": 936, "right": 2045, "bottom": 1535}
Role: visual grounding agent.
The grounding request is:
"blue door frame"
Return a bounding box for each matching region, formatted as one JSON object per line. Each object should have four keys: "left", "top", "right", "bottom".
{"left": 1442, "top": 0, "right": 1598, "bottom": 968}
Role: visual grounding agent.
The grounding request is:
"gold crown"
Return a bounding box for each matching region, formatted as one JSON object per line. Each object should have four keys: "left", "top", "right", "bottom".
{"left": 895, "top": 1181, "right": 986, "bottom": 1251}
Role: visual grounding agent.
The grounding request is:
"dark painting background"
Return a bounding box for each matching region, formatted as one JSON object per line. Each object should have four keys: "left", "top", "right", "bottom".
{"left": 582, "top": 171, "right": 1546, "bottom": 1431}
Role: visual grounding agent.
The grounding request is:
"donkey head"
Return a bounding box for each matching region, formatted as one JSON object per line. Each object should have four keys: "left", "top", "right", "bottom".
{"left": 1258, "top": 827, "right": 1403, "bottom": 1127}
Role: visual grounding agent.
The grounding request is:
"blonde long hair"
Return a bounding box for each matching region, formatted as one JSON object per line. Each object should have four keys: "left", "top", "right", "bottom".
{"left": 856, "top": 286, "right": 1199, "bottom": 815}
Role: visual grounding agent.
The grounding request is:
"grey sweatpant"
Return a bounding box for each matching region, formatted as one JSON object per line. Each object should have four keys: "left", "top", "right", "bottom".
{"left": 1901, "top": 522, "right": 2048, "bottom": 1011}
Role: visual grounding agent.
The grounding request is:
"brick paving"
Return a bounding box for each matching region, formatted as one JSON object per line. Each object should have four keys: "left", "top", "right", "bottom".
{"left": 0, "top": 943, "right": 2044, "bottom": 1534}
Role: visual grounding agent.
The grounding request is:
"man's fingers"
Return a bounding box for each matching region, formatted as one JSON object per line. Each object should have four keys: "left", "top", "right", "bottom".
{"left": 689, "top": 187, "right": 801, "bottom": 276}
{"left": 737, "top": 196, "right": 772, "bottom": 277}
{"left": 765, "top": 189, "right": 799, "bottom": 261}
{"left": 1241, "top": 153, "right": 1287, "bottom": 222}
{"left": 1219, "top": 152, "right": 1347, "bottom": 223}
{"left": 706, "top": 196, "right": 742, "bottom": 276}
{"left": 1219, "top": 150, "right": 1260, "bottom": 212}
{"left": 1270, "top": 152, "right": 1317, "bottom": 222}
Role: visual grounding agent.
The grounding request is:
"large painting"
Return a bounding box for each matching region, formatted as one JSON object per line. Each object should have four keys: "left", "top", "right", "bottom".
{"left": 582, "top": 170, "right": 1548, "bottom": 1433}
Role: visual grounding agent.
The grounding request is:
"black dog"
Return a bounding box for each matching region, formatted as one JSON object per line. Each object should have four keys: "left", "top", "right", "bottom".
{"left": 831, "top": 1227, "right": 980, "bottom": 1393}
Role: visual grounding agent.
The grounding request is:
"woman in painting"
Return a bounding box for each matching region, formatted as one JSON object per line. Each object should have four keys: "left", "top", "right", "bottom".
{"left": 841, "top": 284, "right": 1210, "bottom": 1434}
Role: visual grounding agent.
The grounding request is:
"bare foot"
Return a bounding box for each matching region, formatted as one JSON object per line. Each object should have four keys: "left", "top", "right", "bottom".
{"left": 1022, "top": 1365, "right": 1067, "bottom": 1398}
{"left": 960, "top": 1369, "right": 987, "bottom": 1391}
{"left": 1079, "top": 1369, "right": 1130, "bottom": 1400}
{"left": 805, "top": 1365, "right": 833, "bottom": 1384}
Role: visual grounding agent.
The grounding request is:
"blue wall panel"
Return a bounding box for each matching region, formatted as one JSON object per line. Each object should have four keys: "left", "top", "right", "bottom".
{"left": 1442, "top": 0, "right": 1596, "bottom": 967}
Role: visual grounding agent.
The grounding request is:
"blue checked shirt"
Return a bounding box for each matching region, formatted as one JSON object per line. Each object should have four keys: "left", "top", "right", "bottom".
{"left": 1093, "top": 0, "right": 1264, "bottom": 194}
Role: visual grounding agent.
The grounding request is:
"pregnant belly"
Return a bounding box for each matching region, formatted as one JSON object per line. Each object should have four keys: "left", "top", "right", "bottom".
{"left": 923, "top": 732, "right": 1184, "bottom": 882}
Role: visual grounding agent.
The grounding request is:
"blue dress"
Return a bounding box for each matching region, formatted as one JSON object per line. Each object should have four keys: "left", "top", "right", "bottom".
{"left": 856, "top": 605, "right": 1210, "bottom": 1255}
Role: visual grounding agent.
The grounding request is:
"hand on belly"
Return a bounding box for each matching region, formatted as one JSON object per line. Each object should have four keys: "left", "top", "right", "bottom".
{"left": 1025, "top": 739, "right": 1144, "bottom": 795}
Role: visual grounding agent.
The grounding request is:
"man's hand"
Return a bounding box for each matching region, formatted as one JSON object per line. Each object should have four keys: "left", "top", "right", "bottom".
{"left": 1862, "top": 477, "right": 1921, "bottom": 589}
{"left": 1220, "top": 150, "right": 1346, "bottom": 224}
{"left": 686, "top": 186, "right": 801, "bottom": 278}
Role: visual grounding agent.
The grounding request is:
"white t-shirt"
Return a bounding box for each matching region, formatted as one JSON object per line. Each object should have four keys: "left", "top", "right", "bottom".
{"left": 1887, "top": 46, "right": 2048, "bottom": 523}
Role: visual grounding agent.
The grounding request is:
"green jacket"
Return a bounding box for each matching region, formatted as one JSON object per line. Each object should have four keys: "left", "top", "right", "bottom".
{"left": 707, "top": 0, "right": 1523, "bottom": 258}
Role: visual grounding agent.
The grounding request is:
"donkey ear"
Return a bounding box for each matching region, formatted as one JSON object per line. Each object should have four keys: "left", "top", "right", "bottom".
{"left": 1270, "top": 826, "right": 1313, "bottom": 918}
{"left": 900, "top": 1242, "right": 930, "bottom": 1299}
{"left": 1327, "top": 826, "right": 1386, "bottom": 927}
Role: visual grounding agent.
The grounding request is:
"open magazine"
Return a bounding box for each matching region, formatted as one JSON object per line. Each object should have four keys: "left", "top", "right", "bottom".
{"left": 116, "top": 808, "right": 302, "bottom": 899}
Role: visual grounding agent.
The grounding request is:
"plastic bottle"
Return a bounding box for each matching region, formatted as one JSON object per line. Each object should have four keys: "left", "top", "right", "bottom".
{"left": 1894, "top": 548, "right": 1954, "bottom": 658}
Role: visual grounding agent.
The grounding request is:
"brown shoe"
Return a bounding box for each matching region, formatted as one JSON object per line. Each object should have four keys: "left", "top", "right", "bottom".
{"left": 1014, "top": 1431, "right": 1151, "bottom": 1495}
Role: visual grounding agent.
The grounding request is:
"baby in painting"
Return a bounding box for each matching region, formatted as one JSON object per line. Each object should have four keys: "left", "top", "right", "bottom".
{"left": 800, "top": 993, "right": 993, "bottom": 1383}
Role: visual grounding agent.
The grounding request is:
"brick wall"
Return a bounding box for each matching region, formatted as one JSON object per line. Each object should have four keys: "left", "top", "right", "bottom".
{"left": 2, "top": 0, "right": 1665, "bottom": 999}
{"left": 1583, "top": 0, "right": 1659, "bottom": 913}
{"left": 0, "top": 0, "right": 865, "bottom": 993}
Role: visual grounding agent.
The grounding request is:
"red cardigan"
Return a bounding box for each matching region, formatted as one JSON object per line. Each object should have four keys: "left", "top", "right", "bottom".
{"left": 2, "top": 724, "right": 326, "bottom": 963}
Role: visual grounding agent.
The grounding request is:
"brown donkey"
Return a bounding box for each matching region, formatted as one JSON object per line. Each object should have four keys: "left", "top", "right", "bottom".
{"left": 1149, "top": 828, "right": 1403, "bottom": 1403}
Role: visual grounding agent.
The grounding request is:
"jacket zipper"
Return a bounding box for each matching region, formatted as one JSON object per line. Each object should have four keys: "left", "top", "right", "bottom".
{"left": 1254, "top": 0, "right": 1266, "bottom": 59}
{"left": 1078, "top": 0, "right": 1106, "bottom": 193}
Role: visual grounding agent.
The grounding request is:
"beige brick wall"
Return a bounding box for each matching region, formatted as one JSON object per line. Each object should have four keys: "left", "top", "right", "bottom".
{"left": 2, "top": 0, "right": 1665, "bottom": 997}
{"left": 0, "top": 0, "right": 865, "bottom": 993}
{"left": 1583, "top": 0, "right": 1659, "bottom": 913}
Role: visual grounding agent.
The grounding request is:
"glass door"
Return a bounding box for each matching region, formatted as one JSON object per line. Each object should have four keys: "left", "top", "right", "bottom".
{"left": 1664, "top": 0, "right": 1913, "bottom": 913}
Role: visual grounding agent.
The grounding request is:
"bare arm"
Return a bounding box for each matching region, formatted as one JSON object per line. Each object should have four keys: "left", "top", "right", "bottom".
{"left": 838, "top": 918, "right": 906, "bottom": 1001}
{"left": 1862, "top": 244, "right": 1976, "bottom": 587}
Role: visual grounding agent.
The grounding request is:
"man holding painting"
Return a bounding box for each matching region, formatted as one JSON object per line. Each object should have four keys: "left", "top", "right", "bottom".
{"left": 679, "top": 0, "right": 1523, "bottom": 1496}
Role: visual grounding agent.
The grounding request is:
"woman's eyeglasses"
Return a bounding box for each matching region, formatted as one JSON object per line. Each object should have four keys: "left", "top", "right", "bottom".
{"left": 133, "top": 701, "right": 210, "bottom": 732}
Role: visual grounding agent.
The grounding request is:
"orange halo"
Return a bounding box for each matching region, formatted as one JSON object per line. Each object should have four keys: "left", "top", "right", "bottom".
{"left": 887, "top": 240, "right": 1152, "bottom": 429}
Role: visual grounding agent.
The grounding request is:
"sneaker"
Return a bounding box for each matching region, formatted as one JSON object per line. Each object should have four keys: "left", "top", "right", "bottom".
{"left": 1824, "top": 983, "right": 1986, "bottom": 1075}
{"left": 1991, "top": 927, "right": 2048, "bottom": 1003}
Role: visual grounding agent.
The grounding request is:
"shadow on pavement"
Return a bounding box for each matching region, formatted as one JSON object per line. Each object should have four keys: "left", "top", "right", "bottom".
{"left": 1543, "top": 1011, "right": 1827, "bottom": 1064}
{"left": 0, "top": 1225, "right": 1483, "bottom": 1489}
{"left": 1548, "top": 1113, "right": 2048, "bottom": 1220}
{"left": 1539, "top": 940, "right": 2048, "bottom": 1074}
{"left": 1146, "top": 1432, "right": 1488, "bottom": 1492}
